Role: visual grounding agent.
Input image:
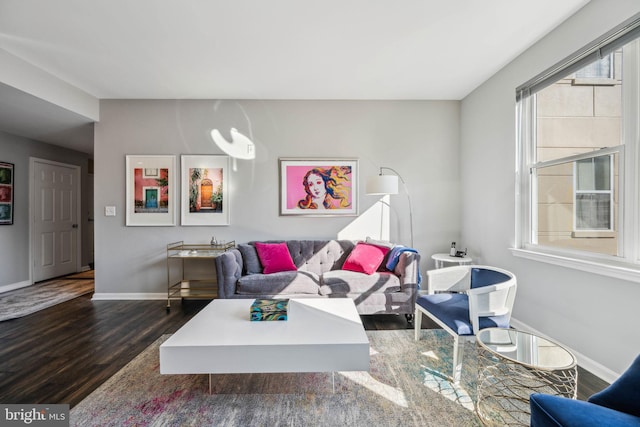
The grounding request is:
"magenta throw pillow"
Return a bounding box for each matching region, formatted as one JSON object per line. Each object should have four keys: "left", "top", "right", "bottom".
{"left": 342, "top": 242, "right": 390, "bottom": 275}
{"left": 254, "top": 242, "right": 297, "bottom": 274}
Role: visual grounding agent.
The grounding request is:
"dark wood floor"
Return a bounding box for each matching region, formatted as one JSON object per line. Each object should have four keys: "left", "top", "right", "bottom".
{"left": 0, "top": 290, "right": 609, "bottom": 408}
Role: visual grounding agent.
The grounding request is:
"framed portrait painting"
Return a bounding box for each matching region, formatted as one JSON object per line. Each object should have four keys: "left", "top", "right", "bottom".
{"left": 0, "top": 161, "right": 14, "bottom": 225}
{"left": 279, "top": 158, "right": 358, "bottom": 216}
{"left": 125, "top": 155, "right": 176, "bottom": 226}
{"left": 181, "top": 155, "right": 230, "bottom": 226}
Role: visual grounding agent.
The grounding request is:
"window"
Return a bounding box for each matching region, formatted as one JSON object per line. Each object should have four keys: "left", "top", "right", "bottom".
{"left": 515, "top": 17, "right": 640, "bottom": 278}
{"left": 574, "top": 54, "right": 613, "bottom": 79}
{"left": 574, "top": 155, "right": 613, "bottom": 231}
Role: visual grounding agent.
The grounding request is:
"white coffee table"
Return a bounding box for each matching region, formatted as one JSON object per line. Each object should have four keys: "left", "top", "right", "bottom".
{"left": 160, "top": 298, "right": 370, "bottom": 391}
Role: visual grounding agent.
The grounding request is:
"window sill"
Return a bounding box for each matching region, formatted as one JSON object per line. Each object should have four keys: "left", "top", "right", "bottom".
{"left": 571, "top": 230, "right": 616, "bottom": 239}
{"left": 571, "top": 77, "right": 617, "bottom": 86}
{"left": 510, "top": 248, "right": 640, "bottom": 283}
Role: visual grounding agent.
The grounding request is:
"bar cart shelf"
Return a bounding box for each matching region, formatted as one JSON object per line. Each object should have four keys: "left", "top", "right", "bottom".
{"left": 166, "top": 240, "right": 235, "bottom": 311}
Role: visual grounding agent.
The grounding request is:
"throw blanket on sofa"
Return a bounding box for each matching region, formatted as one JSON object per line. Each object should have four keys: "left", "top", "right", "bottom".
{"left": 386, "top": 246, "right": 422, "bottom": 287}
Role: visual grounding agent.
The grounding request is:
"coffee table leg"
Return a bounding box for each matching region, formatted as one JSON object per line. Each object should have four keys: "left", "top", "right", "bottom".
{"left": 332, "top": 372, "right": 335, "bottom": 393}
{"left": 209, "top": 374, "right": 212, "bottom": 394}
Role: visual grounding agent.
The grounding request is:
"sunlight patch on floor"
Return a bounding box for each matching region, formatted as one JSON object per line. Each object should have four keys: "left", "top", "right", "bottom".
{"left": 421, "top": 350, "right": 439, "bottom": 360}
{"left": 340, "top": 371, "right": 409, "bottom": 408}
{"left": 421, "top": 366, "right": 475, "bottom": 412}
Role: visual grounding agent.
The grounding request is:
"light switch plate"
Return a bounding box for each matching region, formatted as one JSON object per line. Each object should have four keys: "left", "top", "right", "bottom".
{"left": 105, "top": 206, "right": 116, "bottom": 216}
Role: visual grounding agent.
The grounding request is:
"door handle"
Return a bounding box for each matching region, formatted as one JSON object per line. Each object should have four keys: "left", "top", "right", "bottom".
{"left": 72, "top": 224, "right": 79, "bottom": 228}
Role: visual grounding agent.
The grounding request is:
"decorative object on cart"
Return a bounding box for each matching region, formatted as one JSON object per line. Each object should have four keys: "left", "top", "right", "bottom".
{"left": 450, "top": 242, "right": 456, "bottom": 256}
{"left": 530, "top": 353, "right": 640, "bottom": 427}
{"left": 125, "top": 155, "right": 176, "bottom": 226}
{"left": 0, "top": 161, "right": 14, "bottom": 225}
{"left": 279, "top": 158, "right": 358, "bottom": 216}
{"left": 166, "top": 240, "right": 235, "bottom": 311}
{"left": 414, "top": 265, "right": 517, "bottom": 383}
{"left": 455, "top": 248, "right": 468, "bottom": 257}
{"left": 180, "top": 155, "right": 230, "bottom": 226}
{"left": 366, "top": 166, "right": 414, "bottom": 247}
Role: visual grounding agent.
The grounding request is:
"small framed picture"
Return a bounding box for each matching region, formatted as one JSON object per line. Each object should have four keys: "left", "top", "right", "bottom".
{"left": 0, "top": 161, "right": 14, "bottom": 225}
{"left": 181, "top": 155, "right": 230, "bottom": 226}
{"left": 279, "top": 158, "right": 358, "bottom": 216}
{"left": 125, "top": 155, "right": 176, "bottom": 226}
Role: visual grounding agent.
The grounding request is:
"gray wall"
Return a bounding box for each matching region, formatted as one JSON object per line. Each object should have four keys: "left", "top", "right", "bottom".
{"left": 94, "top": 100, "right": 461, "bottom": 295}
{"left": 460, "top": 0, "right": 640, "bottom": 377}
{"left": 0, "top": 130, "right": 93, "bottom": 287}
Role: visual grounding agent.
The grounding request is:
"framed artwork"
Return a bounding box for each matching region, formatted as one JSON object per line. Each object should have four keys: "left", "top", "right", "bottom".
{"left": 0, "top": 161, "right": 14, "bottom": 225}
{"left": 181, "top": 155, "right": 230, "bottom": 226}
{"left": 279, "top": 158, "right": 358, "bottom": 216}
{"left": 125, "top": 155, "right": 176, "bottom": 226}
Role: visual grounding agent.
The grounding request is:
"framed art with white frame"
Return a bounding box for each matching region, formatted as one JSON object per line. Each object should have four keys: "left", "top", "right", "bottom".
{"left": 181, "top": 155, "right": 230, "bottom": 226}
{"left": 279, "top": 158, "right": 358, "bottom": 216}
{"left": 125, "top": 155, "right": 176, "bottom": 226}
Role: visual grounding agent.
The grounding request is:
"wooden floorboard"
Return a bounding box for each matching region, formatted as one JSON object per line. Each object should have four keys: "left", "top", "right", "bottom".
{"left": 0, "top": 290, "right": 609, "bottom": 408}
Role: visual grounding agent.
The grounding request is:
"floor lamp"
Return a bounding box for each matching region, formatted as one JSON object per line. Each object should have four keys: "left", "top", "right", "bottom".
{"left": 366, "top": 167, "right": 414, "bottom": 248}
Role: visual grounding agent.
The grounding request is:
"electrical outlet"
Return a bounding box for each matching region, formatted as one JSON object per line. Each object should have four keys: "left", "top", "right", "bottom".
{"left": 105, "top": 206, "right": 116, "bottom": 216}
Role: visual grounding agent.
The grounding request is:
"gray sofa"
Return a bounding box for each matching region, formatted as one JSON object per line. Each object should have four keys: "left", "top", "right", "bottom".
{"left": 214, "top": 239, "right": 420, "bottom": 316}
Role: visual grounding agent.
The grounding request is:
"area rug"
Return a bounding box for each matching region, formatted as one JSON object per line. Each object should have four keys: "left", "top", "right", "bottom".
{"left": 0, "top": 277, "right": 94, "bottom": 321}
{"left": 71, "top": 330, "right": 483, "bottom": 426}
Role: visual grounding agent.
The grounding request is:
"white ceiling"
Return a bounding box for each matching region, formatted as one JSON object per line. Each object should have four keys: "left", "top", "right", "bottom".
{"left": 0, "top": 0, "right": 590, "bottom": 153}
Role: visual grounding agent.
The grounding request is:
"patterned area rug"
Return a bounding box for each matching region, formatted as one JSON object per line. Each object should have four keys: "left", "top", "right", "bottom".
{"left": 71, "top": 330, "right": 483, "bottom": 426}
{"left": 0, "top": 276, "right": 94, "bottom": 321}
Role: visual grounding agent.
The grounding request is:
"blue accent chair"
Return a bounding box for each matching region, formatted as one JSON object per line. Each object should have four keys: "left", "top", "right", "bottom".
{"left": 530, "top": 354, "right": 640, "bottom": 426}
{"left": 414, "top": 265, "right": 517, "bottom": 383}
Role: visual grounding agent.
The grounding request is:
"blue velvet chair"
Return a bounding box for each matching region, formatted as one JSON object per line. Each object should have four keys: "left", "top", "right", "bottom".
{"left": 530, "top": 354, "right": 640, "bottom": 426}
{"left": 414, "top": 265, "right": 517, "bottom": 383}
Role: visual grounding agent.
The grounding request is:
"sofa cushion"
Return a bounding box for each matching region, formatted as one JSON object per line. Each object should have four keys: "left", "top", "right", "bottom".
{"left": 342, "top": 242, "right": 390, "bottom": 275}
{"left": 236, "top": 271, "right": 321, "bottom": 295}
{"left": 238, "top": 244, "right": 262, "bottom": 275}
{"left": 287, "top": 240, "right": 353, "bottom": 275}
{"left": 320, "top": 270, "right": 401, "bottom": 295}
{"left": 365, "top": 237, "right": 395, "bottom": 268}
{"left": 255, "top": 242, "right": 297, "bottom": 274}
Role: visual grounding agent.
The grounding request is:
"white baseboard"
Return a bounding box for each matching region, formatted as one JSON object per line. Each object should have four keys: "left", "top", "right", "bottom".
{"left": 510, "top": 317, "right": 618, "bottom": 384}
{"left": 91, "top": 293, "right": 167, "bottom": 301}
{"left": 0, "top": 280, "right": 31, "bottom": 294}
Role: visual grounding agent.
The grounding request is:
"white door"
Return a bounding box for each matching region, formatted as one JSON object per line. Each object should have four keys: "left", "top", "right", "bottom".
{"left": 32, "top": 158, "right": 81, "bottom": 282}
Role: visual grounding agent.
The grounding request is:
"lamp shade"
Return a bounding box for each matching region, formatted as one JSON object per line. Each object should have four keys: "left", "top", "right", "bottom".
{"left": 366, "top": 175, "right": 399, "bottom": 195}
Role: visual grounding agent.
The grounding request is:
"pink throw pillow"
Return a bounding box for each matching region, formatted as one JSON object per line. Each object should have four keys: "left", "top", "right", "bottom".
{"left": 342, "top": 242, "right": 390, "bottom": 275}
{"left": 254, "top": 242, "right": 297, "bottom": 274}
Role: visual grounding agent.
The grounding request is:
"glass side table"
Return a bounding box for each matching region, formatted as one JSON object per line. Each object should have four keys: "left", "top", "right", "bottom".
{"left": 476, "top": 328, "right": 577, "bottom": 426}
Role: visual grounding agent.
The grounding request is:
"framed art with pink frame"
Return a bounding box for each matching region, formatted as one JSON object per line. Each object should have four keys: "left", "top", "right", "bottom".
{"left": 279, "top": 158, "right": 358, "bottom": 216}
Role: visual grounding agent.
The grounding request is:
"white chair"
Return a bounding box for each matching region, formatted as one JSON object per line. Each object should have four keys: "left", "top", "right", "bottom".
{"left": 414, "top": 265, "right": 517, "bottom": 383}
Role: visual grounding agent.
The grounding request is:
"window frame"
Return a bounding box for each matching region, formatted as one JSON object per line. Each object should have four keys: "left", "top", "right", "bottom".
{"left": 514, "top": 30, "right": 640, "bottom": 282}
{"left": 574, "top": 52, "right": 614, "bottom": 80}
{"left": 573, "top": 154, "right": 614, "bottom": 232}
